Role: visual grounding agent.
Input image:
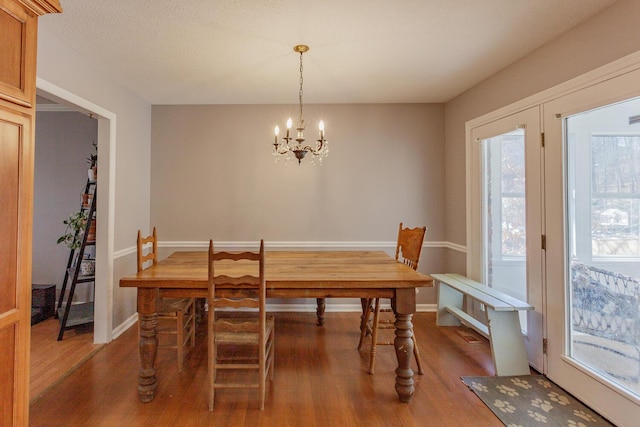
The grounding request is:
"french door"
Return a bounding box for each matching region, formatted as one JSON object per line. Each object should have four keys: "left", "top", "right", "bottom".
{"left": 545, "top": 69, "right": 640, "bottom": 426}
{"left": 468, "top": 106, "right": 545, "bottom": 371}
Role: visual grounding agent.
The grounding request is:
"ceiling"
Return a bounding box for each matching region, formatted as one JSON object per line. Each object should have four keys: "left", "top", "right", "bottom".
{"left": 39, "top": 0, "right": 618, "bottom": 105}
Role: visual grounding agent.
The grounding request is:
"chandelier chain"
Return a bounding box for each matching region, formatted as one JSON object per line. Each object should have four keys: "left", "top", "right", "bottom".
{"left": 298, "top": 50, "right": 304, "bottom": 129}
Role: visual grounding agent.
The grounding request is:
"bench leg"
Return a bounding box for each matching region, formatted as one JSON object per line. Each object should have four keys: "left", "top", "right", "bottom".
{"left": 485, "top": 309, "right": 530, "bottom": 376}
{"left": 436, "top": 283, "right": 463, "bottom": 326}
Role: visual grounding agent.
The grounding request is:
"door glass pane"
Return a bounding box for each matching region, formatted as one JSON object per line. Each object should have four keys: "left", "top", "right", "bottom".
{"left": 566, "top": 96, "right": 640, "bottom": 398}
{"left": 482, "top": 129, "right": 528, "bottom": 332}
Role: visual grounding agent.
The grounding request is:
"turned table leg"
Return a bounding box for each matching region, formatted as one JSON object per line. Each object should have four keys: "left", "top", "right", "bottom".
{"left": 137, "top": 288, "right": 159, "bottom": 402}
{"left": 316, "top": 297, "right": 326, "bottom": 326}
{"left": 393, "top": 288, "right": 416, "bottom": 403}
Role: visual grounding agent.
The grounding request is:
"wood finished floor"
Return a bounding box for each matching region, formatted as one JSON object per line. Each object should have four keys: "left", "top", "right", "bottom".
{"left": 30, "top": 318, "right": 102, "bottom": 404}
{"left": 29, "top": 312, "right": 502, "bottom": 426}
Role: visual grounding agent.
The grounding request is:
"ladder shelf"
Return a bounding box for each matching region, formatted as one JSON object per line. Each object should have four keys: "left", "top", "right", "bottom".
{"left": 57, "top": 179, "right": 97, "bottom": 341}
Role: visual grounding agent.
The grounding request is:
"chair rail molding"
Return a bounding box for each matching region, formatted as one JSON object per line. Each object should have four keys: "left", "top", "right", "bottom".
{"left": 114, "top": 240, "right": 466, "bottom": 259}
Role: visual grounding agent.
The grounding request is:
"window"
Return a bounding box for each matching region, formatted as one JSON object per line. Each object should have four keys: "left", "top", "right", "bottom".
{"left": 483, "top": 130, "right": 526, "bottom": 260}
{"left": 591, "top": 135, "right": 640, "bottom": 257}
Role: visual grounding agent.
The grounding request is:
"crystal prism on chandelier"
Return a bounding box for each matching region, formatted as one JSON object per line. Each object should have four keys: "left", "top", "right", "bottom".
{"left": 272, "top": 45, "right": 328, "bottom": 165}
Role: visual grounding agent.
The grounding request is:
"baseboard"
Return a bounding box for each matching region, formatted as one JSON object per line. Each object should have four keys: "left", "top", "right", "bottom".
{"left": 111, "top": 312, "right": 138, "bottom": 339}
{"left": 109, "top": 303, "right": 436, "bottom": 338}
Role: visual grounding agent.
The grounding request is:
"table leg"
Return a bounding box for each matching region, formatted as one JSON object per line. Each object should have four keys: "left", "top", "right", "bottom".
{"left": 393, "top": 288, "right": 416, "bottom": 403}
{"left": 137, "top": 288, "right": 159, "bottom": 402}
{"left": 316, "top": 297, "right": 325, "bottom": 326}
{"left": 360, "top": 297, "right": 371, "bottom": 336}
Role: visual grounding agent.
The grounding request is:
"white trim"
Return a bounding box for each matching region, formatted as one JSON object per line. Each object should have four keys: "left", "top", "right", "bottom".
{"left": 36, "top": 77, "right": 117, "bottom": 345}
{"left": 110, "top": 303, "right": 436, "bottom": 337}
{"left": 160, "top": 240, "right": 460, "bottom": 250}
{"left": 112, "top": 313, "right": 138, "bottom": 339}
{"left": 162, "top": 240, "right": 393, "bottom": 249}
{"left": 113, "top": 240, "right": 466, "bottom": 259}
{"left": 443, "top": 241, "right": 467, "bottom": 253}
{"left": 113, "top": 246, "right": 136, "bottom": 259}
{"left": 36, "top": 103, "right": 76, "bottom": 112}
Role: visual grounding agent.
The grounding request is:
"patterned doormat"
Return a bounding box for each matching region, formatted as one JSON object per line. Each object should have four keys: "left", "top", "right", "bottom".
{"left": 461, "top": 375, "right": 615, "bottom": 426}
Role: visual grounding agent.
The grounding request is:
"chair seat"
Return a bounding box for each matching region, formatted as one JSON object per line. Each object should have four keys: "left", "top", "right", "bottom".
{"left": 214, "top": 316, "right": 275, "bottom": 345}
{"left": 156, "top": 296, "right": 196, "bottom": 371}
{"left": 160, "top": 298, "right": 193, "bottom": 315}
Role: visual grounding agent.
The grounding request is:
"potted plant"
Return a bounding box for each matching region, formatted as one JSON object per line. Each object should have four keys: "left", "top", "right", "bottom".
{"left": 57, "top": 210, "right": 88, "bottom": 250}
{"left": 57, "top": 210, "right": 95, "bottom": 274}
{"left": 87, "top": 141, "right": 97, "bottom": 182}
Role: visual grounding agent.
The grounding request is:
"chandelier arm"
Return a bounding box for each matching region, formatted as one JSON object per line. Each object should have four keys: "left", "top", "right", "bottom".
{"left": 304, "top": 140, "right": 326, "bottom": 155}
{"left": 274, "top": 136, "right": 294, "bottom": 155}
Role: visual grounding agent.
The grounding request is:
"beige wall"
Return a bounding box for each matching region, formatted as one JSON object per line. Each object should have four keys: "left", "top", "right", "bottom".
{"left": 443, "top": 0, "right": 640, "bottom": 273}
{"left": 151, "top": 104, "right": 444, "bottom": 242}
{"left": 151, "top": 103, "right": 445, "bottom": 305}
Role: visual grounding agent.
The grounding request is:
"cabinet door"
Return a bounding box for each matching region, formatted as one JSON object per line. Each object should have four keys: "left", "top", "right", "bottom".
{"left": 0, "top": 107, "right": 33, "bottom": 426}
{"left": 0, "top": 5, "right": 36, "bottom": 423}
{"left": 0, "top": 0, "right": 38, "bottom": 107}
{"left": 0, "top": 1, "right": 61, "bottom": 424}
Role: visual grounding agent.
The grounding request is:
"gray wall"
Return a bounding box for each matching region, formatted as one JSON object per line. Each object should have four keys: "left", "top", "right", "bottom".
{"left": 33, "top": 110, "right": 97, "bottom": 302}
{"left": 151, "top": 104, "right": 444, "bottom": 241}
{"left": 151, "top": 103, "right": 446, "bottom": 305}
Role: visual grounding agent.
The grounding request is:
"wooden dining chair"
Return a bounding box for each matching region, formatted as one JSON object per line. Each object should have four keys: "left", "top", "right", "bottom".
{"left": 137, "top": 227, "right": 196, "bottom": 372}
{"left": 358, "top": 222, "right": 426, "bottom": 375}
{"left": 207, "top": 240, "right": 275, "bottom": 410}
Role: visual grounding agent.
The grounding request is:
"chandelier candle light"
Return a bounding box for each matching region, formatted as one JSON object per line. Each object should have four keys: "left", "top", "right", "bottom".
{"left": 272, "top": 45, "right": 328, "bottom": 165}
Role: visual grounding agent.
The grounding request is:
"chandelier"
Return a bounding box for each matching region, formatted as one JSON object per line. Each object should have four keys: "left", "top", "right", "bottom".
{"left": 272, "top": 45, "right": 328, "bottom": 165}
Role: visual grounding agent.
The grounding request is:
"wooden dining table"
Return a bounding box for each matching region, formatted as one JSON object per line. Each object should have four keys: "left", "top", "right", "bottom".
{"left": 119, "top": 250, "right": 433, "bottom": 403}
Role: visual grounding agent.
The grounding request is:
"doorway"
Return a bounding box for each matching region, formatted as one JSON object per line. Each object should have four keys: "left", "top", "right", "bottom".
{"left": 468, "top": 106, "right": 545, "bottom": 372}
{"left": 35, "top": 78, "right": 116, "bottom": 345}
{"left": 468, "top": 57, "right": 640, "bottom": 426}
{"left": 33, "top": 97, "right": 98, "bottom": 340}
{"left": 545, "top": 70, "right": 640, "bottom": 424}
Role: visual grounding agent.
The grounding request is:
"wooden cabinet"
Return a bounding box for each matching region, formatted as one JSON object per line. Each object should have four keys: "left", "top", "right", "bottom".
{"left": 0, "top": 0, "right": 36, "bottom": 106}
{"left": 0, "top": 0, "right": 61, "bottom": 425}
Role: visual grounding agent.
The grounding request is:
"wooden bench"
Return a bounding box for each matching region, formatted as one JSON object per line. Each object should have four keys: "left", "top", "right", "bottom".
{"left": 432, "top": 273, "right": 534, "bottom": 376}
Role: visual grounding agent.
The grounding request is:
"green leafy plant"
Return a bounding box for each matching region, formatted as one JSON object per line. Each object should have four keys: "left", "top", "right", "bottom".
{"left": 57, "top": 211, "right": 88, "bottom": 250}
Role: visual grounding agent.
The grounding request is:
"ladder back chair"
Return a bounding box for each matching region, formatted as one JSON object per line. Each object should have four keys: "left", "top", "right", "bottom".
{"left": 137, "top": 227, "right": 196, "bottom": 372}
{"left": 207, "top": 240, "right": 275, "bottom": 410}
{"left": 358, "top": 222, "right": 426, "bottom": 374}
